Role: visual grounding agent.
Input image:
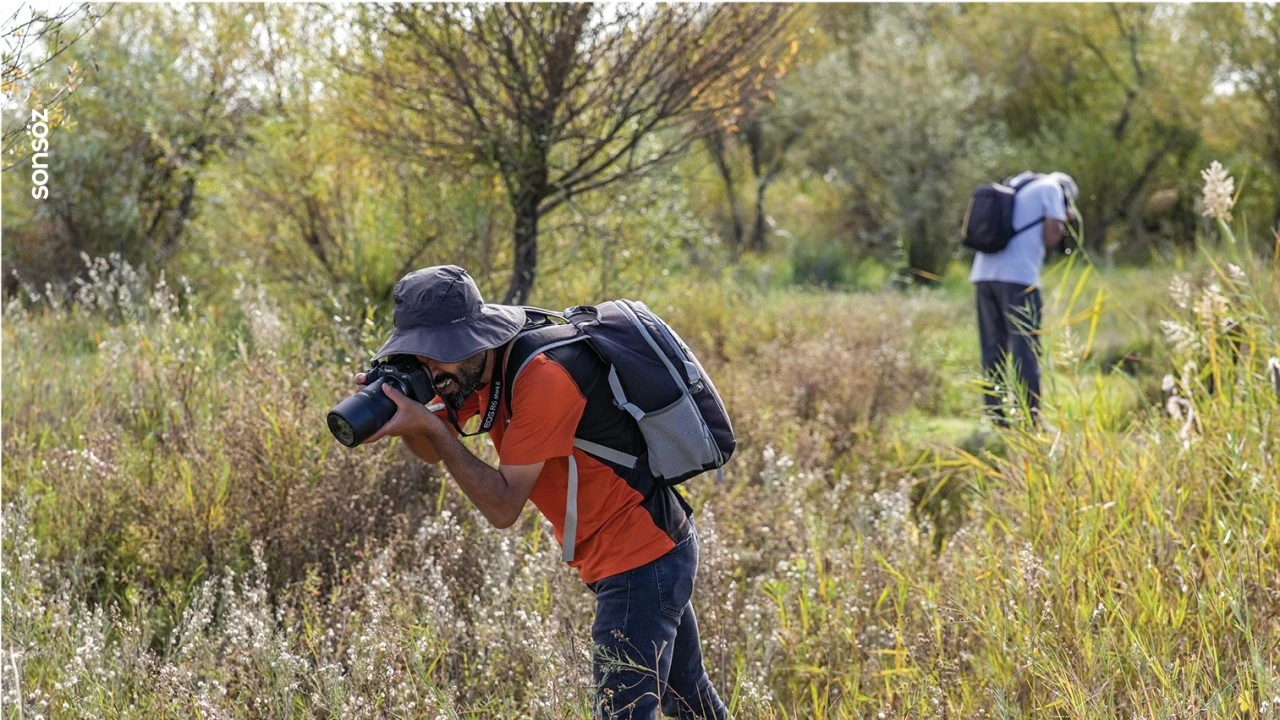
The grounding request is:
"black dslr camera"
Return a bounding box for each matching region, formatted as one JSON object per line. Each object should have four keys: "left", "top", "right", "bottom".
{"left": 1059, "top": 231, "right": 1079, "bottom": 256}
{"left": 327, "top": 355, "right": 433, "bottom": 447}
{"left": 1059, "top": 212, "right": 1082, "bottom": 256}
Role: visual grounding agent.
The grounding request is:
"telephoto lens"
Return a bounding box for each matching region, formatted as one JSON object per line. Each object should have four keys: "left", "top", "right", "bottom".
{"left": 327, "top": 377, "right": 399, "bottom": 447}
{"left": 328, "top": 357, "right": 432, "bottom": 447}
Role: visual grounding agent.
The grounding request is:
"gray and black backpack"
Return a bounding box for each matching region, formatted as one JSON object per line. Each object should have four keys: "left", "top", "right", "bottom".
{"left": 503, "top": 300, "right": 736, "bottom": 561}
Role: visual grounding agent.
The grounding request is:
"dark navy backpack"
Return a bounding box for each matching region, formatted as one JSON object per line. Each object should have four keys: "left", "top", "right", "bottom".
{"left": 502, "top": 300, "right": 736, "bottom": 561}
{"left": 960, "top": 174, "right": 1045, "bottom": 253}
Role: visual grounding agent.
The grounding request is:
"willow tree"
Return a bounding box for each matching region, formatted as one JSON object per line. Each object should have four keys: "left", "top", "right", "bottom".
{"left": 1, "top": 3, "right": 104, "bottom": 172}
{"left": 349, "top": 3, "right": 791, "bottom": 303}
{"left": 2, "top": 4, "right": 262, "bottom": 289}
{"left": 955, "top": 4, "right": 1220, "bottom": 254}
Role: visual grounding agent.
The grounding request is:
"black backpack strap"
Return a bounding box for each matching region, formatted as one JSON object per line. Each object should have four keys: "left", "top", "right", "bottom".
{"left": 503, "top": 322, "right": 588, "bottom": 412}
{"left": 1007, "top": 173, "right": 1044, "bottom": 192}
{"left": 1010, "top": 174, "right": 1047, "bottom": 236}
{"left": 1012, "top": 217, "right": 1046, "bottom": 236}
{"left": 502, "top": 322, "right": 638, "bottom": 462}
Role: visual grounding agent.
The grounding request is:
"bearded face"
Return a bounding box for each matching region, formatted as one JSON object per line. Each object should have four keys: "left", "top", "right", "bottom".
{"left": 428, "top": 351, "right": 487, "bottom": 410}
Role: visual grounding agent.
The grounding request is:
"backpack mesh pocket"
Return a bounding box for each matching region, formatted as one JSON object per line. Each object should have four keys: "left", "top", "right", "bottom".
{"left": 637, "top": 393, "right": 718, "bottom": 481}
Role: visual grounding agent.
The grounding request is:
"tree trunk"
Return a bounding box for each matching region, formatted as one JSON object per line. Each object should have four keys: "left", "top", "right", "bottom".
{"left": 906, "top": 215, "right": 942, "bottom": 285}
{"left": 503, "top": 193, "right": 540, "bottom": 305}
{"left": 745, "top": 120, "right": 783, "bottom": 254}
{"left": 704, "top": 133, "right": 745, "bottom": 254}
{"left": 750, "top": 176, "right": 772, "bottom": 253}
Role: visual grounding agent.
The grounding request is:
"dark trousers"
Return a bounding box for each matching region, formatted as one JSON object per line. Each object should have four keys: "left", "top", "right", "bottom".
{"left": 975, "top": 281, "right": 1043, "bottom": 422}
{"left": 588, "top": 525, "right": 727, "bottom": 720}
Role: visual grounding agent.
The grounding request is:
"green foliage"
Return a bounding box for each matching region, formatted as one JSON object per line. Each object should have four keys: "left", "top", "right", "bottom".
{"left": 788, "top": 237, "right": 868, "bottom": 290}
{"left": 342, "top": 3, "right": 791, "bottom": 303}
{"left": 3, "top": 5, "right": 265, "bottom": 289}
{"left": 524, "top": 158, "right": 716, "bottom": 307}
{"left": 196, "top": 112, "right": 509, "bottom": 308}
{"left": 9, "top": 2, "right": 1280, "bottom": 298}
{"left": 1195, "top": 4, "right": 1280, "bottom": 187}
{"left": 788, "top": 6, "right": 1011, "bottom": 281}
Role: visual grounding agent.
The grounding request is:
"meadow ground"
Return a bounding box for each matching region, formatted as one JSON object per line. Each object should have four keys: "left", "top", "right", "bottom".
{"left": 2, "top": 244, "right": 1278, "bottom": 719}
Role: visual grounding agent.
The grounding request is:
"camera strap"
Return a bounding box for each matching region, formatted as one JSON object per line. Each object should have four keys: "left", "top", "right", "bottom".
{"left": 445, "top": 344, "right": 507, "bottom": 438}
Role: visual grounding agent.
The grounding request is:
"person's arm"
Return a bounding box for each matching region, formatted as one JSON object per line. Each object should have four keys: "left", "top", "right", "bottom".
{"left": 402, "top": 433, "right": 443, "bottom": 464}
{"left": 1040, "top": 183, "right": 1069, "bottom": 249}
{"left": 365, "top": 383, "right": 541, "bottom": 528}
{"left": 1043, "top": 219, "right": 1065, "bottom": 249}
{"left": 422, "top": 431, "right": 544, "bottom": 528}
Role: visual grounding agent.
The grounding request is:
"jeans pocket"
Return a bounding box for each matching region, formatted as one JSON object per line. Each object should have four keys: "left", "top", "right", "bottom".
{"left": 654, "top": 534, "right": 696, "bottom": 619}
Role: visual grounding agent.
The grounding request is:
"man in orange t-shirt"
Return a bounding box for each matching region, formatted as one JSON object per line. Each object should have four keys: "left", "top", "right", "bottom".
{"left": 357, "top": 265, "right": 727, "bottom": 719}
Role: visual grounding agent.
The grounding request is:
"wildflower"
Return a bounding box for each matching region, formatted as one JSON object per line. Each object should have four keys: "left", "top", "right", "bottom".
{"left": 1169, "top": 275, "right": 1192, "bottom": 310}
{"left": 1194, "top": 283, "right": 1231, "bottom": 332}
{"left": 1059, "top": 326, "right": 1081, "bottom": 365}
{"left": 1163, "top": 373, "right": 1184, "bottom": 418}
{"left": 1160, "top": 320, "right": 1200, "bottom": 354}
{"left": 1175, "top": 397, "right": 1200, "bottom": 444}
{"left": 1200, "top": 161, "right": 1234, "bottom": 222}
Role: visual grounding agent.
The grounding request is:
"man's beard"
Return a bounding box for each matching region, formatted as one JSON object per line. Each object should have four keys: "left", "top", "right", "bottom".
{"left": 433, "top": 352, "right": 487, "bottom": 410}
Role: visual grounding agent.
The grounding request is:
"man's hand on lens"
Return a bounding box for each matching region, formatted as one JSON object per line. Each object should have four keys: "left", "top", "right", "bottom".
{"left": 362, "top": 383, "right": 449, "bottom": 445}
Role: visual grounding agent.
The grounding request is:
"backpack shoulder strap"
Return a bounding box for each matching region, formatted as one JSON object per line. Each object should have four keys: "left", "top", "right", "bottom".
{"left": 1009, "top": 174, "right": 1047, "bottom": 235}
{"left": 516, "top": 305, "right": 565, "bottom": 328}
{"left": 1012, "top": 216, "right": 1046, "bottom": 236}
{"left": 503, "top": 322, "right": 589, "bottom": 411}
{"left": 1010, "top": 173, "right": 1044, "bottom": 193}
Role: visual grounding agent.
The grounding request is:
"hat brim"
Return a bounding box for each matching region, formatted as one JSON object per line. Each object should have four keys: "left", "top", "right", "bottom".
{"left": 372, "top": 304, "right": 526, "bottom": 364}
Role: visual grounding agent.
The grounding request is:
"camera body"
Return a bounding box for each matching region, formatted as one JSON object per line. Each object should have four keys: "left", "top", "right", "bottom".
{"left": 327, "top": 355, "right": 433, "bottom": 447}
{"left": 1058, "top": 231, "right": 1079, "bottom": 256}
{"left": 1059, "top": 212, "right": 1082, "bottom": 256}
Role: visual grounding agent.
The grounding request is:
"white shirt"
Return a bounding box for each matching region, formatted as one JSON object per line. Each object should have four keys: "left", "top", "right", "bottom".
{"left": 969, "top": 174, "right": 1068, "bottom": 288}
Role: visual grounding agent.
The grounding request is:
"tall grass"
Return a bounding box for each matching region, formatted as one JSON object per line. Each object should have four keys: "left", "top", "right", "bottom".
{"left": 3, "top": 172, "right": 1279, "bottom": 717}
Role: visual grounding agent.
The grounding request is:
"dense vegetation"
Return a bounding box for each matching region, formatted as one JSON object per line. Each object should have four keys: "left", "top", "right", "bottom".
{"left": 3, "top": 4, "right": 1279, "bottom": 718}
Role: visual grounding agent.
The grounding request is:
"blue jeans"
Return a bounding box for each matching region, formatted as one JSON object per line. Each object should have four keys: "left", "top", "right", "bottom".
{"left": 587, "top": 525, "right": 728, "bottom": 719}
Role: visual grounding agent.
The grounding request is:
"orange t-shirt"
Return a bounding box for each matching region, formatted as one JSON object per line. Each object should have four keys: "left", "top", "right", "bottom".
{"left": 435, "top": 353, "right": 677, "bottom": 583}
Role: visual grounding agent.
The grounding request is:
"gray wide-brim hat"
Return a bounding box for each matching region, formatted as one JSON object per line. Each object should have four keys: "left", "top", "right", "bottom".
{"left": 371, "top": 265, "right": 526, "bottom": 364}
